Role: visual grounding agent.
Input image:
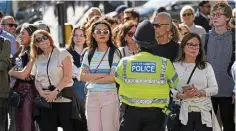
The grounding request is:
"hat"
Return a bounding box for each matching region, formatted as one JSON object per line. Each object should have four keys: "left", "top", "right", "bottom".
{"left": 111, "top": 5, "right": 128, "bottom": 17}
{"left": 116, "top": 5, "right": 128, "bottom": 14}
{"left": 132, "top": 20, "right": 157, "bottom": 48}
{"left": 33, "top": 21, "right": 50, "bottom": 33}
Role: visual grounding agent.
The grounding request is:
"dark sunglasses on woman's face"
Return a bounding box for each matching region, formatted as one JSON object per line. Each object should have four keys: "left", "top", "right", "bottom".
{"left": 182, "top": 13, "right": 193, "bottom": 17}
{"left": 2, "top": 23, "right": 17, "bottom": 28}
{"left": 127, "top": 31, "right": 134, "bottom": 37}
{"left": 94, "top": 30, "right": 110, "bottom": 35}
{"left": 35, "top": 35, "right": 49, "bottom": 43}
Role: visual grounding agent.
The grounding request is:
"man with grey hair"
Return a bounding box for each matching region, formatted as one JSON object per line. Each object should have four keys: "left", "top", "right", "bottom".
{"left": 0, "top": 15, "right": 17, "bottom": 131}
{"left": 152, "top": 12, "right": 179, "bottom": 62}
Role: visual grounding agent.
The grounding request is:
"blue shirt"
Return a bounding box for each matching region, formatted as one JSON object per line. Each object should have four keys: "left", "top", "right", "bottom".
{"left": 0, "top": 29, "right": 16, "bottom": 56}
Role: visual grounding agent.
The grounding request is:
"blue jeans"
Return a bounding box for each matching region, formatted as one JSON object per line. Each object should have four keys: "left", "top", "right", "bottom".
{"left": 73, "top": 81, "right": 86, "bottom": 101}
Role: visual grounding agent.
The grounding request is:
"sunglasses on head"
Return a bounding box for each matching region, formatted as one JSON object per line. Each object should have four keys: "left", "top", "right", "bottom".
{"left": 35, "top": 35, "right": 49, "bottom": 43}
{"left": 94, "top": 30, "right": 110, "bottom": 35}
{"left": 2, "top": 23, "right": 17, "bottom": 28}
{"left": 152, "top": 23, "right": 169, "bottom": 28}
{"left": 182, "top": 13, "right": 193, "bottom": 17}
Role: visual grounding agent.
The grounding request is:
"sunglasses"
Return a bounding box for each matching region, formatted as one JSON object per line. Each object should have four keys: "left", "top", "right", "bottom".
{"left": 203, "top": 5, "right": 211, "bottom": 8}
{"left": 35, "top": 35, "right": 49, "bottom": 43}
{"left": 2, "top": 23, "right": 17, "bottom": 28}
{"left": 182, "top": 13, "right": 193, "bottom": 17}
{"left": 127, "top": 31, "right": 134, "bottom": 37}
{"left": 94, "top": 30, "right": 110, "bottom": 35}
{"left": 152, "top": 23, "right": 169, "bottom": 28}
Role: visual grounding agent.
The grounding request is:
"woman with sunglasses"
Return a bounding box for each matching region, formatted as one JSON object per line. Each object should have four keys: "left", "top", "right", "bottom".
{"left": 179, "top": 23, "right": 191, "bottom": 40}
{"left": 80, "top": 20, "right": 120, "bottom": 131}
{"left": 8, "top": 23, "right": 38, "bottom": 131}
{"left": 67, "top": 25, "right": 87, "bottom": 101}
{"left": 116, "top": 21, "right": 137, "bottom": 57}
{"left": 171, "top": 33, "right": 219, "bottom": 131}
{"left": 180, "top": 5, "right": 206, "bottom": 36}
{"left": 30, "top": 30, "right": 87, "bottom": 131}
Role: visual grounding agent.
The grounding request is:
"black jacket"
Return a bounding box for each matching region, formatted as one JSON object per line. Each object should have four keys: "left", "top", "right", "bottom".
{"left": 194, "top": 12, "right": 212, "bottom": 33}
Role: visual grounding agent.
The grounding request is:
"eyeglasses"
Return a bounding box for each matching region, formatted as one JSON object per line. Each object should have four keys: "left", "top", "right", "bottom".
{"left": 126, "top": 31, "right": 134, "bottom": 37}
{"left": 35, "top": 35, "right": 49, "bottom": 43}
{"left": 186, "top": 43, "right": 200, "bottom": 49}
{"left": 152, "top": 23, "right": 169, "bottom": 28}
{"left": 94, "top": 30, "right": 110, "bottom": 35}
{"left": 210, "top": 13, "right": 226, "bottom": 18}
{"left": 1, "top": 23, "right": 17, "bottom": 28}
{"left": 182, "top": 13, "right": 193, "bottom": 17}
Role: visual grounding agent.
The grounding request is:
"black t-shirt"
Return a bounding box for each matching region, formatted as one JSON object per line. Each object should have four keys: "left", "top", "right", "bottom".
{"left": 67, "top": 49, "right": 82, "bottom": 68}
{"left": 152, "top": 40, "right": 179, "bottom": 62}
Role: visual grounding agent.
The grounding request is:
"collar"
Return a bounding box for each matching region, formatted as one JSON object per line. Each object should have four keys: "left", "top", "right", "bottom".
{"left": 199, "top": 12, "right": 209, "bottom": 19}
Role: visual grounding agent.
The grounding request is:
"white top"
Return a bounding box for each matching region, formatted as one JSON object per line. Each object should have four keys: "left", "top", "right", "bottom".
{"left": 172, "top": 62, "right": 218, "bottom": 127}
{"left": 118, "top": 46, "right": 135, "bottom": 58}
{"left": 189, "top": 23, "right": 206, "bottom": 36}
{"left": 31, "top": 48, "right": 74, "bottom": 89}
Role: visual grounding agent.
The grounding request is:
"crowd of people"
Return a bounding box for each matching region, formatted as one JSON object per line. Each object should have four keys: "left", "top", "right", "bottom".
{"left": 0, "top": 0, "right": 235, "bottom": 131}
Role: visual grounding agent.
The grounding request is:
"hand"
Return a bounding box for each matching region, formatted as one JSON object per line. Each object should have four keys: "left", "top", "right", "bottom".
{"left": 232, "top": 95, "right": 235, "bottom": 104}
{"left": 8, "top": 66, "right": 17, "bottom": 76}
{"left": 45, "top": 90, "right": 58, "bottom": 102}
{"left": 39, "top": 90, "right": 49, "bottom": 99}
{"left": 82, "top": 67, "right": 89, "bottom": 74}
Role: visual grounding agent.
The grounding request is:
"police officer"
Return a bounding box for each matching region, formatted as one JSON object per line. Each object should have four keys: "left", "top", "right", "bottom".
{"left": 115, "top": 20, "right": 179, "bottom": 131}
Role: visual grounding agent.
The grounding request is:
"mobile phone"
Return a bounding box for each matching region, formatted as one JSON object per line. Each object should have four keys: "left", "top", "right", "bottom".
{"left": 182, "top": 84, "right": 193, "bottom": 92}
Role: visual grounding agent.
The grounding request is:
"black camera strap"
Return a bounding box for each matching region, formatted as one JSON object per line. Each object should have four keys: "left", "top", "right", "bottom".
{"left": 186, "top": 65, "right": 197, "bottom": 84}
{"left": 46, "top": 48, "right": 54, "bottom": 86}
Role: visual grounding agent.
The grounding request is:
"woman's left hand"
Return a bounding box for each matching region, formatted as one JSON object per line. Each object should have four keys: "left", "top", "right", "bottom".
{"left": 45, "top": 90, "right": 58, "bottom": 102}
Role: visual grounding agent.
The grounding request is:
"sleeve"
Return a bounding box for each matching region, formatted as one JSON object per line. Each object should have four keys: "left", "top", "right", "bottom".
{"left": 111, "top": 50, "right": 121, "bottom": 70}
{"left": 81, "top": 51, "right": 89, "bottom": 69}
{"left": 114, "top": 58, "right": 124, "bottom": 84}
{"left": 165, "top": 59, "right": 179, "bottom": 89}
{"left": 30, "top": 62, "right": 37, "bottom": 76}
{"left": 205, "top": 63, "right": 218, "bottom": 97}
{"left": 231, "top": 61, "right": 236, "bottom": 94}
{"left": 59, "top": 49, "right": 73, "bottom": 64}
{"left": 0, "top": 38, "right": 11, "bottom": 71}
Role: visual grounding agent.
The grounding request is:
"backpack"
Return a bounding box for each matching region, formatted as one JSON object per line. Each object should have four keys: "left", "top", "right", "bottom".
{"left": 86, "top": 47, "right": 122, "bottom": 88}
{"left": 204, "top": 29, "right": 235, "bottom": 76}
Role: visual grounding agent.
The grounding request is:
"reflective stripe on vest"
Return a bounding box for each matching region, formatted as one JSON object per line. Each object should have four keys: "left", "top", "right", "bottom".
{"left": 120, "top": 95, "right": 169, "bottom": 104}
{"left": 120, "top": 57, "right": 168, "bottom": 84}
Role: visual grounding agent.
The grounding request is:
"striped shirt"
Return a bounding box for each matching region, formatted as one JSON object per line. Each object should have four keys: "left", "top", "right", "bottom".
{"left": 81, "top": 48, "right": 120, "bottom": 92}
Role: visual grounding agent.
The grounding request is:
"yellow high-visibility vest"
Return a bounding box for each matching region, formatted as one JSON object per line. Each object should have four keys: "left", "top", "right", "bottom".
{"left": 115, "top": 52, "right": 179, "bottom": 108}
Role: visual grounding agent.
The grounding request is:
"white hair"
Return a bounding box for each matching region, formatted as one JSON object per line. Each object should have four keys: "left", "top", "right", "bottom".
{"left": 180, "top": 5, "right": 195, "bottom": 22}
{"left": 154, "top": 12, "right": 172, "bottom": 26}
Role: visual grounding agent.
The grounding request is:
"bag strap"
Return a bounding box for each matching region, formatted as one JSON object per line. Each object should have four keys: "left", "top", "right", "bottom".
{"left": 46, "top": 48, "right": 54, "bottom": 86}
{"left": 186, "top": 65, "right": 197, "bottom": 84}
{"left": 94, "top": 48, "right": 108, "bottom": 73}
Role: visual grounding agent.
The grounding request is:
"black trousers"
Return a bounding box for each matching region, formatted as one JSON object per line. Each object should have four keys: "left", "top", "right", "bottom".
{"left": 39, "top": 102, "right": 74, "bottom": 131}
{"left": 212, "top": 97, "right": 235, "bottom": 131}
{"left": 180, "top": 112, "right": 212, "bottom": 131}
{"left": 0, "top": 98, "right": 7, "bottom": 131}
{"left": 119, "top": 104, "right": 165, "bottom": 131}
